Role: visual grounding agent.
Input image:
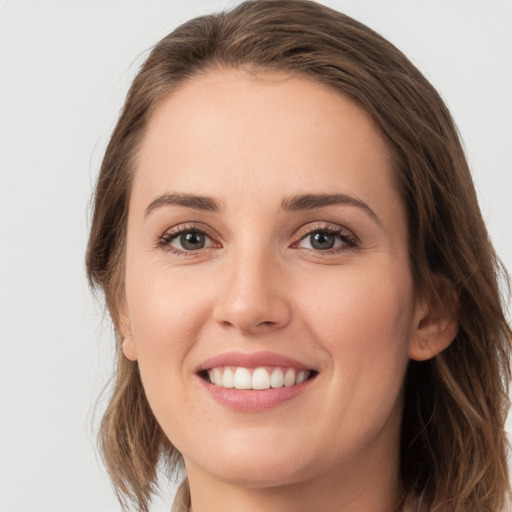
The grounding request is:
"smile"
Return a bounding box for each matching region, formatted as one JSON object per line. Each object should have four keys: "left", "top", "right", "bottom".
{"left": 196, "top": 351, "right": 318, "bottom": 411}
{"left": 206, "top": 366, "right": 312, "bottom": 390}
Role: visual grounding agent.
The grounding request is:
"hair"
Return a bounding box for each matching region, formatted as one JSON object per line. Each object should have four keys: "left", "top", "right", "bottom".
{"left": 86, "top": 1, "right": 512, "bottom": 511}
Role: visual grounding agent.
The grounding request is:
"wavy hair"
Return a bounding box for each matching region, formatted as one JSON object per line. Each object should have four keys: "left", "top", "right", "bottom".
{"left": 86, "top": 1, "right": 511, "bottom": 510}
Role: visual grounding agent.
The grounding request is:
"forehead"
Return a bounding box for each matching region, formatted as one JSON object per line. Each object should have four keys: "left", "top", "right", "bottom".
{"left": 132, "top": 68, "right": 402, "bottom": 228}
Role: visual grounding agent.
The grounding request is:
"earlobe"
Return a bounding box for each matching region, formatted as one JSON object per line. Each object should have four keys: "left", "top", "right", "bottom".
{"left": 117, "top": 299, "right": 138, "bottom": 361}
{"left": 122, "top": 337, "right": 138, "bottom": 361}
{"left": 409, "top": 274, "right": 459, "bottom": 361}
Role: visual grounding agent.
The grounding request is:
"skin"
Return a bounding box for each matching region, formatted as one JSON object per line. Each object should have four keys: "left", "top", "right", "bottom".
{"left": 121, "top": 69, "right": 456, "bottom": 512}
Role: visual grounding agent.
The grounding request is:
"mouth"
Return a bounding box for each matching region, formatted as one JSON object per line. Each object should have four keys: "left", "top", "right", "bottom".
{"left": 196, "top": 351, "right": 318, "bottom": 411}
{"left": 199, "top": 366, "right": 317, "bottom": 390}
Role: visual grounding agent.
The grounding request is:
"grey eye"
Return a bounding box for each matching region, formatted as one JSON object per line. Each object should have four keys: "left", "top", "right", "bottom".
{"left": 309, "top": 232, "right": 335, "bottom": 250}
{"left": 299, "top": 231, "right": 345, "bottom": 251}
{"left": 178, "top": 231, "right": 206, "bottom": 250}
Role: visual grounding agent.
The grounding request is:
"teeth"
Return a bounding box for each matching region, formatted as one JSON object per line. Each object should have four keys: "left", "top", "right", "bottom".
{"left": 213, "top": 367, "right": 223, "bottom": 387}
{"left": 206, "top": 366, "right": 311, "bottom": 390}
{"left": 296, "top": 370, "right": 309, "bottom": 384}
{"left": 234, "top": 367, "right": 252, "bottom": 390}
{"left": 284, "top": 369, "right": 296, "bottom": 387}
{"left": 270, "top": 368, "right": 284, "bottom": 388}
{"left": 222, "top": 367, "right": 235, "bottom": 388}
{"left": 252, "top": 368, "right": 271, "bottom": 390}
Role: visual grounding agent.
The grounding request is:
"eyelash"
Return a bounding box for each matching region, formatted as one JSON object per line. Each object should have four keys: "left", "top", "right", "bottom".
{"left": 157, "top": 222, "right": 218, "bottom": 257}
{"left": 293, "top": 223, "right": 359, "bottom": 255}
{"left": 157, "top": 222, "right": 359, "bottom": 257}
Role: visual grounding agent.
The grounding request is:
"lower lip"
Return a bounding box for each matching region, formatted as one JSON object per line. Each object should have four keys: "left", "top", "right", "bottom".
{"left": 198, "top": 376, "right": 315, "bottom": 412}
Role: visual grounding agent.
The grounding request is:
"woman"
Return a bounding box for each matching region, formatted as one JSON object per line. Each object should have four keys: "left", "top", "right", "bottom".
{"left": 86, "top": 1, "right": 511, "bottom": 511}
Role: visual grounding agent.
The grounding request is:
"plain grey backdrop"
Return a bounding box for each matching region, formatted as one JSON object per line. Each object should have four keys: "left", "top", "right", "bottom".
{"left": 1, "top": 1, "right": 511, "bottom": 511}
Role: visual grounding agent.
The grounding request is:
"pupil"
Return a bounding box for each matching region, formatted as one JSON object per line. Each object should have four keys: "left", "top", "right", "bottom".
{"left": 181, "top": 231, "right": 204, "bottom": 250}
{"left": 311, "top": 232, "right": 334, "bottom": 250}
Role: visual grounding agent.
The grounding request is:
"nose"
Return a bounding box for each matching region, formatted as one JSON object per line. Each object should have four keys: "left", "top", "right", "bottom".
{"left": 212, "top": 245, "right": 292, "bottom": 336}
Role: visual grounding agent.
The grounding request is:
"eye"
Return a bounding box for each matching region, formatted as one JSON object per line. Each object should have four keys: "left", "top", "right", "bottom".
{"left": 175, "top": 230, "right": 208, "bottom": 250}
{"left": 294, "top": 224, "right": 358, "bottom": 254}
{"left": 300, "top": 231, "right": 342, "bottom": 251}
{"left": 158, "top": 224, "right": 218, "bottom": 255}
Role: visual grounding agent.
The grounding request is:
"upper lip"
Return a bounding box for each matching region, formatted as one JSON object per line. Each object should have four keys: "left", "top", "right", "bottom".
{"left": 197, "top": 351, "right": 315, "bottom": 372}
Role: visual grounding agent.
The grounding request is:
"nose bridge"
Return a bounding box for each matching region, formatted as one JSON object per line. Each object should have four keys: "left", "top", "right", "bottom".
{"left": 213, "top": 234, "right": 291, "bottom": 334}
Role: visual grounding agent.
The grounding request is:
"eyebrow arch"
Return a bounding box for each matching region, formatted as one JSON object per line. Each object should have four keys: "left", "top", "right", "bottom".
{"left": 281, "top": 193, "right": 381, "bottom": 225}
{"left": 145, "top": 192, "right": 221, "bottom": 216}
{"left": 145, "top": 191, "right": 380, "bottom": 225}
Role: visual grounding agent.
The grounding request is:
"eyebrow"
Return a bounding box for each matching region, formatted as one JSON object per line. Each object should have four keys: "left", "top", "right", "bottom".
{"left": 145, "top": 191, "right": 380, "bottom": 225}
{"left": 281, "top": 193, "right": 381, "bottom": 225}
{"left": 145, "top": 193, "right": 221, "bottom": 216}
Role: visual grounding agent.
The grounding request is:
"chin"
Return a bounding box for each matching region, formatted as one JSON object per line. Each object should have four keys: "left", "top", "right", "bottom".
{"left": 182, "top": 431, "right": 318, "bottom": 488}
{"left": 192, "top": 457, "right": 310, "bottom": 489}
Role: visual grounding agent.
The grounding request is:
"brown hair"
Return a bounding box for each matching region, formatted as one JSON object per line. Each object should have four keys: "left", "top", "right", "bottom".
{"left": 86, "top": 1, "right": 511, "bottom": 511}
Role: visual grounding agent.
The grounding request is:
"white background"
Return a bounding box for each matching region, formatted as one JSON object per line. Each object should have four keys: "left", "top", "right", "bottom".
{"left": 0, "top": 1, "right": 511, "bottom": 511}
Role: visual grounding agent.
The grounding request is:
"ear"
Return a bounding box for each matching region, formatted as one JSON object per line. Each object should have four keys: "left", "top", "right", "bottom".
{"left": 121, "top": 336, "right": 138, "bottom": 362}
{"left": 117, "top": 299, "right": 138, "bottom": 362}
{"left": 409, "top": 274, "right": 459, "bottom": 361}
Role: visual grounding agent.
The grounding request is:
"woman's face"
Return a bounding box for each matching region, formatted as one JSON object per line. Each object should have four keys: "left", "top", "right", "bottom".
{"left": 122, "top": 70, "right": 425, "bottom": 491}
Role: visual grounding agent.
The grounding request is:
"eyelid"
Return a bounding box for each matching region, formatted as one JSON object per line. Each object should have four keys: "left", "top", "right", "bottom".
{"left": 157, "top": 220, "right": 359, "bottom": 256}
{"left": 294, "top": 221, "right": 358, "bottom": 242}
{"left": 158, "top": 222, "right": 221, "bottom": 254}
{"left": 291, "top": 221, "right": 359, "bottom": 254}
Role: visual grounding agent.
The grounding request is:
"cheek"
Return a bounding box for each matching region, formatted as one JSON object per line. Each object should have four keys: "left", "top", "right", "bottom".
{"left": 128, "top": 270, "right": 202, "bottom": 339}
{"left": 124, "top": 267, "right": 210, "bottom": 428}
{"left": 298, "top": 262, "right": 416, "bottom": 401}
{"left": 293, "top": 266, "right": 415, "bottom": 450}
{"left": 124, "top": 260, "right": 211, "bottom": 378}
{"left": 302, "top": 264, "right": 415, "bottom": 345}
